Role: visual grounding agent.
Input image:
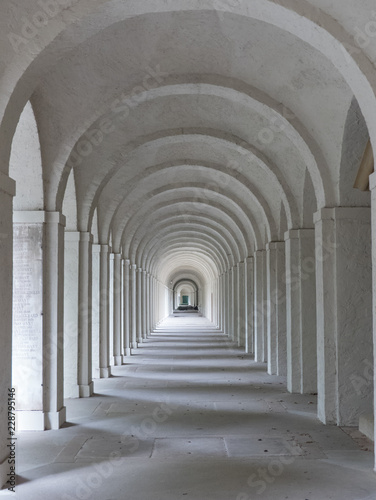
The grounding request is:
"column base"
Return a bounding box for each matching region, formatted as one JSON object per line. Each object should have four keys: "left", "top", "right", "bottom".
{"left": 100, "top": 367, "right": 111, "bottom": 378}
{"left": 79, "top": 382, "right": 94, "bottom": 398}
{"left": 64, "top": 385, "right": 80, "bottom": 399}
{"left": 138, "top": 338, "right": 144, "bottom": 344}
{"left": 114, "top": 355, "right": 124, "bottom": 366}
{"left": 130, "top": 342, "right": 138, "bottom": 349}
{"left": 45, "top": 406, "right": 66, "bottom": 430}
{"left": 124, "top": 348, "right": 132, "bottom": 356}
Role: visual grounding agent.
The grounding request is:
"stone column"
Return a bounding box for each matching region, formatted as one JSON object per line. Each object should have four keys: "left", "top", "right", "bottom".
{"left": 13, "top": 211, "right": 66, "bottom": 430}
{"left": 285, "top": 229, "right": 316, "bottom": 394}
{"left": 123, "top": 260, "right": 131, "bottom": 356}
{"left": 315, "top": 207, "right": 372, "bottom": 426}
{"left": 266, "top": 242, "right": 286, "bottom": 376}
{"left": 370, "top": 173, "right": 376, "bottom": 470}
{"left": 92, "top": 244, "right": 100, "bottom": 378}
{"left": 226, "top": 270, "right": 231, "bottom": 336}
{"left": 219, "top": 274, "right": 224, "bottom": 331}
{"left": 0, "top": 174, "right": 15, "bottom": 486}
{"left": 137, "top": 268, "right": 143, "bottom": 343}
{"left": 262, "top": 252, "right": 268, "bottom": 363}
{"left": 99, "top": 245, "right": 111, "bottom": 378}
{"left": 245, "top": 257, "right": 254, "bottom": 355}
{"left": 148, "top": 274, "right": 153, "bottom": 332}
{"left": 217, "top": 277, "right": 220, "bottom": 327}
{"left": 254, "top": 250, "right": 265, "bottom": 362}
{"left": 154, "top": 277, "right": 158, "bottom": 327}
{"left": 266, "top": 242, "right": 277, "bottom": 375}
{"left": 151, "top": 276, "right": 155, "bottom": 329}
{"left": 229, "top": 267, "right": 234, "bottom": 340}
{"left": 238, "top": 262, "right": 246, "bottom": 347}
{"left": 64, "top": 232, "right": 81, "bottom": 399}
{"left": 142, "top": 270, "right": 148, "bottom": 340}
{"left": 276, "top": 244, "right": 287, "bottom": 377}
{"left": 146, "top": 273, "right": 151, "bottom": 335}
{"left": 130, "top": 264, "right": 137, "bottom": 349}
{"left": 109, "top": 253, "right": 114, "bottom": 367}
{"left": 224, "top": 272, "right": 228, "bottom": 335}
{"left": 153, "top": 277, "right": 157, "bottom": 325}
{"left": 78, "top": 233, "right": 94, "bottom": 396}
{"left": 44, "top": 212, "right": 66, "bottom": 428}
{"left": 222, "top": 274, "right": 227, "bottom": 335}
{"left": 222, "top": 273, "right": 227, "bottom": 334}
{"left": 113, "top": 254, "right": 123, "bottom": 366}
{"left": 120, "top": 257, "right": 125, "bottom": 354}
{"left": 234, "top": 264, "right": 240, "bottom": 345}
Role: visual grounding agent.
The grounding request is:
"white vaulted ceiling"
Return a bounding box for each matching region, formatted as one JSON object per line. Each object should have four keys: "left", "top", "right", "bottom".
{"left": 2, "top": 0, "right": 375, "bottom": 288}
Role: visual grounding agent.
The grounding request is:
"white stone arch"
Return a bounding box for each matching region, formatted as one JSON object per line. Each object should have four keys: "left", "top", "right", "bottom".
{"left": 2, "top": 0, "right": 376, "bottom": 192}
{"left": 91, "top": 207, "right": 99, "bottom": 244}
{"left": 339, "top": 97, "right": 371, "bottom": 207}
{"left": 94, "top": 132, "right": 299, "bottom": 239}
{"left": 9, "top": 100, "right": 47, "bottom": 430}
{"left": 134, "top": 217, "right": 238, "bottom": 270}
{"left": 119, "top": 195, "right": 254, "bottom": 258}
{"left": 98, "top": 159, "right": 281, "bottom": 245}
{"left": 137, "top": 202, "right": 248, "bottom": 262}
{"left": 63, "top": 83, "right": 327, "bottom": 228}
{"left": 62, "top": 168, "right": 78, "bottom": 231}
{"left": 126, "top": 207, "right": 243, "bottom": 268}
{"left": 302, "top": 168, "right": 318, "bottom": 229}
{"left": 144, "top": 235, "right": 227, "bottom": 275}
{"left": 9, "top": 101, "right": 43, "bottom": 211}
{"left": 157, "top": 252, "right": 217, "bottom": 283}
{"left": 175, "top": 282, "right": 197, "bottom": 308}
{"left": 106, "top": 170, "right": 274, "bottom": 252}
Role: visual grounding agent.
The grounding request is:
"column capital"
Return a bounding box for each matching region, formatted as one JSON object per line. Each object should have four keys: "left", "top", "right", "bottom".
{"left": 266, "top": 241, "right": 285, "bottom": 251}
{"left": 284, "top": 228, "right": 314, "bottom": 241}
{"left": 254, "top": 249, "right": 266, "bottom": 256}
{"left": 14, "top": 210, "right": 66, "bottom": 226}
{"left": 80, "top": 232, "right": 93, "bottom": 243}
{"left": 100, "top": 244, "right": 110, "bottom": 253}
{"left": 254, "top": 249, "right": 266, "bottom": 259}
{"left": 313, "top": 207, "right": 370, "bottom": 224}
{"left": 65, "top": 231, "right": 80, "bottom": 242}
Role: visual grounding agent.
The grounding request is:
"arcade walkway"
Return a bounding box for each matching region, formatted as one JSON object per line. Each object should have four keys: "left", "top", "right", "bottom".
{"left": 7, "top": 316, "right": 375, "bottom": 499}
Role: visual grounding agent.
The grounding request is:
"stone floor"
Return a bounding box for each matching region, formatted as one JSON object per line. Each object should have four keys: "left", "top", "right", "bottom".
{"left": 2, "top": 316, "right": 376, "bottom": 499}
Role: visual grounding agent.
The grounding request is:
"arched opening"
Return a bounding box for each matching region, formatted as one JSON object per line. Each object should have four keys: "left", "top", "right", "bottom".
{"left": 2, "top": 1, "right": 376, "bottom": 493}
{"left": 173, "top": 279, "right": 199, "bottom": 311}
{"left": 10, "top": 101, "right": 66, "bottom": 430}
